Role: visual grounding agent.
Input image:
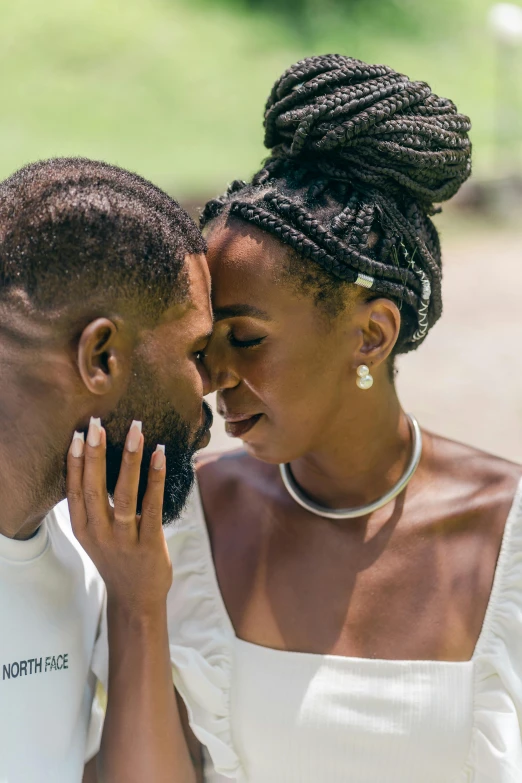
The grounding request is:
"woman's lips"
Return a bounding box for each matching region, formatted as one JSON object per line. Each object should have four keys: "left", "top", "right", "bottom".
{"left": 224, "top": 413, "right": 263, "bottom": 439}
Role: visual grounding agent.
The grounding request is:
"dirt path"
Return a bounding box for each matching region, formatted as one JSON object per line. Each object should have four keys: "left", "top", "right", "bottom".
{"left": 206, "top": 229, "right": 522, "bottom": 464}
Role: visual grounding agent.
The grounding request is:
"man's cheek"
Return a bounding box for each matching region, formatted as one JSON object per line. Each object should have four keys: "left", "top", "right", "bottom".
{"left": 173, "top": 371, "right": 203, "bottom": 420}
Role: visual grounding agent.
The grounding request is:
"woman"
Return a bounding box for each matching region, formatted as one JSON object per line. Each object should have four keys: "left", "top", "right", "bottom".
{"left": 167, "top": 55, "right": 522, "bottom": 782}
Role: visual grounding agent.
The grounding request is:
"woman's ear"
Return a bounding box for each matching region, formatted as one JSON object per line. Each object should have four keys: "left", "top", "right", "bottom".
{"left": 77, "top": 317, "right": 129, "bottom": 397}
{"left": 355, "top": 297, "right": 401, "bottom": 369}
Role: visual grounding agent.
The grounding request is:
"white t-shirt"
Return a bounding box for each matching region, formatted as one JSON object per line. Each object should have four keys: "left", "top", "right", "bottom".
{"left": 0, "top": 500, "right": 107, "bottom": 783}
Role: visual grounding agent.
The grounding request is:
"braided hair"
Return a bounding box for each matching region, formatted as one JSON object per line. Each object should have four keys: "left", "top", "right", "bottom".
{"left": 201, "top": 54, "right": 471, "bottom": 353}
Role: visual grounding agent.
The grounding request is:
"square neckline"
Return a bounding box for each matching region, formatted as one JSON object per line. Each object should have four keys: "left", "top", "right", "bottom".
{"left": 191, "top": 476, "right": 522, "bottom": 666}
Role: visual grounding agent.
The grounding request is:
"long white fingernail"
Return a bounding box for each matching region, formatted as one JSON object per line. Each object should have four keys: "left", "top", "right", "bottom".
{"left": 87, "top": 417, "right": 102, "bottom": 448}
{"left": 152, "top": 444, "right": 165, "bottom": 470}
{"left": 127, "top": 420, "right": 142, "bottom": 453}
{"left": 71, "top": 431, "right": 85, "bottom": 458}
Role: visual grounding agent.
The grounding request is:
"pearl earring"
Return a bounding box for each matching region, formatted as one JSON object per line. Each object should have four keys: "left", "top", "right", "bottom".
{"left": 356, "top": 364, "right": 373, "bottom": 390}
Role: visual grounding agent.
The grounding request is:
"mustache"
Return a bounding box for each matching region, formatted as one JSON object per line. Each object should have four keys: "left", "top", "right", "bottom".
{"left": 203, "top": 400, "right": 214, "bottom": 430}
{"left": 193, "top": 401, "right": 213, "bottom": 447}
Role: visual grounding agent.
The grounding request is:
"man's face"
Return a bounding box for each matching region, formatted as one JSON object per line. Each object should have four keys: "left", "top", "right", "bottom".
{"left": 103, "top": 253, "right": 214, "bottom": 522}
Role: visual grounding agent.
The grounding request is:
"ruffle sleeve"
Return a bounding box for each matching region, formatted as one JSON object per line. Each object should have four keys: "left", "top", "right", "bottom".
{"left": 165, "top": 485, "right": 246, "bottom": 781}
{"left": 460, "top": 478, "right": 522, "bottom": 781}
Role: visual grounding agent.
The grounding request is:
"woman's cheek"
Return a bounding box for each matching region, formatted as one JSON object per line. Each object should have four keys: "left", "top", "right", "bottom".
{"left": 249, "top": 353, "right": 303, "bottom": 405}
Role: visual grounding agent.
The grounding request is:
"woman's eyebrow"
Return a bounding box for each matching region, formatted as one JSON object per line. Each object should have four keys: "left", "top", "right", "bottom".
{"left": 213, "top": 304, "right": 271, "bottom": 322}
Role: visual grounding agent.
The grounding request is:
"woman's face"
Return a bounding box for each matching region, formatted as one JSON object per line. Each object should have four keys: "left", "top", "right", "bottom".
{"left": 205, "top": 218, "right": 368, "bottom": 464}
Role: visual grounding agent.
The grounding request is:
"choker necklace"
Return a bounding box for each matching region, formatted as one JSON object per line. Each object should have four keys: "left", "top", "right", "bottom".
{"left": 279, "top": 414, "right": 422, "bottom": 520}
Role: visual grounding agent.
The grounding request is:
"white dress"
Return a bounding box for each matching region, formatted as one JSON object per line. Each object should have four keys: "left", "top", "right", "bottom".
{"left": 166, "top": 480, "right": 522, "bottom": 782}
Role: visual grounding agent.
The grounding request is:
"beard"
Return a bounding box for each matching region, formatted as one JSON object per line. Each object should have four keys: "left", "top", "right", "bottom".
{"left": 102, "top": 365, "right": 213, "bottom": 524}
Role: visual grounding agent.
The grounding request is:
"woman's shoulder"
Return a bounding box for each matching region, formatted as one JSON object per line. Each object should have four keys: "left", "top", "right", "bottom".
{"left": 196, "top": 447, "right": 271, "bottom": 475}
{"left": 195, "top": 437, "right": 522, "bottom": 548}
{"left": 421, "top": 432, "right": 522, "bottom": 542}
{"left": 425, "top": 432, "right": 521, "bottom": 499}
{"left": 197, "top": 436, "right": 522, "bottom": 515}
{"left": 196, "top": 448, "right": 278, "bottom": 500}
{"left": 195, "top": 449, "right": 280, "bottom": 539}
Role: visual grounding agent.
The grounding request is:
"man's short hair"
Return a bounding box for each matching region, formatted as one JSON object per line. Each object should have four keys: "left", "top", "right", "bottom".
{"left": 0, "top": 157, "right": 206, "bottom": 318}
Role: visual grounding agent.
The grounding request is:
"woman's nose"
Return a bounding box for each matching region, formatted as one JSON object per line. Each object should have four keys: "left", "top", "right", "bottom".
{"left": 203, "top": 340, "right": 240, "bottom": 392}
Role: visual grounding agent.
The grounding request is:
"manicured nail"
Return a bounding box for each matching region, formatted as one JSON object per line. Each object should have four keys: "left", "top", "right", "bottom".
{"left": 126, "top": 420, "right": 142, "bottom": 453}
{"left": 152, "top": 445, "right": 165, "bottom": 471}
{"left": 87, "top": 417, "right": 102, "bottom": 448}
{"left": 71, "top": 431, "right": 85, "bottom": 458}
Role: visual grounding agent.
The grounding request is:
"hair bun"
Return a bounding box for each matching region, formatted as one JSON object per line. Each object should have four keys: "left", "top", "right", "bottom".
{"left": 263, "top": 54, "right": 471, "bottom": 208}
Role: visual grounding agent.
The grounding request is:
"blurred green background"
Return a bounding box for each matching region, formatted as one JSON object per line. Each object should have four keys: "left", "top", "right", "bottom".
{"left": 1, "top": 0, "right": 521, "bottom": 197}
{"left": 2, "top": 0, "right": 522, "bottom": 459}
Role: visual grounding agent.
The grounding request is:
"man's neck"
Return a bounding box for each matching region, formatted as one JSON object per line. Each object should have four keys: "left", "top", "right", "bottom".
{"left": 0, "top": 503, "right": 47, "bottom": 541}
{"left": 0, "top": 442, "right": 60, "bottom": 540}
{"left": 0, "top": 349, "right": 75, "bottom": 540}
{"left": 9, "top": 515, "right": 48, "bottom": 541}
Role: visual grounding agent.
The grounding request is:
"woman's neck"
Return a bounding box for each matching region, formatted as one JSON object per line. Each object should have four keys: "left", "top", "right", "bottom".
{"left": 288, "top": 388, "right": 414, "bottom": 511}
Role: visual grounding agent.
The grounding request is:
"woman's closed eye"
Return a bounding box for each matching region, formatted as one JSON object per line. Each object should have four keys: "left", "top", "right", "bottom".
{"left": 228, "top": 332, "right": 267, "bottom": 349}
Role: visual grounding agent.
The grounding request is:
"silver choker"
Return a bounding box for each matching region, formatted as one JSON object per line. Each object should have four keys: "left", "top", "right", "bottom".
{"left": 279, "top": 414, "right": 422, "bottom": 520}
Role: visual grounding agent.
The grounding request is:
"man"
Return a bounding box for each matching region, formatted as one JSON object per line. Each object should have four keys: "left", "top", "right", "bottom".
{"left": 0, "top": 158, "right": 214, "bottom": 781}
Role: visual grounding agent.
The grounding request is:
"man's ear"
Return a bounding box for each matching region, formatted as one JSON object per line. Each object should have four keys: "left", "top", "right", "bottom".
{"left": 77, "top": 318, "right": 129, "bottom": 396}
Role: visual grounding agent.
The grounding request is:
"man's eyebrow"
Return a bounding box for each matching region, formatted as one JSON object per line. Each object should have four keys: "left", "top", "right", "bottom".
{"left": 213, "top": 304, "right": 271, "bottom": 322}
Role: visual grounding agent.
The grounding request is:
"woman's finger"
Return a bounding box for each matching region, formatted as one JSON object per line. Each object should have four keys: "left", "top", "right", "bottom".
{"left": 112, "top": 420, "right": 143, "bottom": 541}
{"left": 82, "top": 417, "right": 110, "bottom": 530}
{"left": 139, "top": 445, "right": 166, "bottom": 542}
{"left": 66, "top": 431, "right": 87, "bottom": 537}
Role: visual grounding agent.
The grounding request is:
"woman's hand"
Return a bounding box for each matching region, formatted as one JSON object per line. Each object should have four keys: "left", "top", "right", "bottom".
{"left": 66, "top": 417, "right": 195, "bottom": 783}
{"left": 66, "top": 417, "right": 172, "bottom": 617}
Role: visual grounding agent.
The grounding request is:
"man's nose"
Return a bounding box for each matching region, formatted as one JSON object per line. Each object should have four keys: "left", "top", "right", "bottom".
{"left": 199, "top": 360, "right": 214, "bottom": 396}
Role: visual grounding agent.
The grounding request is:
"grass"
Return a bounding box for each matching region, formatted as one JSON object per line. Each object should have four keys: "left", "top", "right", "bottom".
{"left": 0, "top": 0, "right": 520, "bottom": 200}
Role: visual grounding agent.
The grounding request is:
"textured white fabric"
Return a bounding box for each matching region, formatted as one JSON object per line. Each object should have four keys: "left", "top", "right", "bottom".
{"left": 202, "top": 747, "right": 230, "bottom": 783}
{"left": 0, "top": 500, "right": 107, "bottom": 782}
{"left": 232, "top": 640, "right": 474, "bottom": 782}
{"left": 166, "top": 479, "right": 522, "bottom": 782}
{"left": 166, "top": 488, "right": 243, "bottom": 781}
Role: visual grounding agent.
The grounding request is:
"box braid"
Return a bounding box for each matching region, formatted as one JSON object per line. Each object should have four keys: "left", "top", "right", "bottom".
{"left": 201, "top": 54, "right": 471, "bottom": 353}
